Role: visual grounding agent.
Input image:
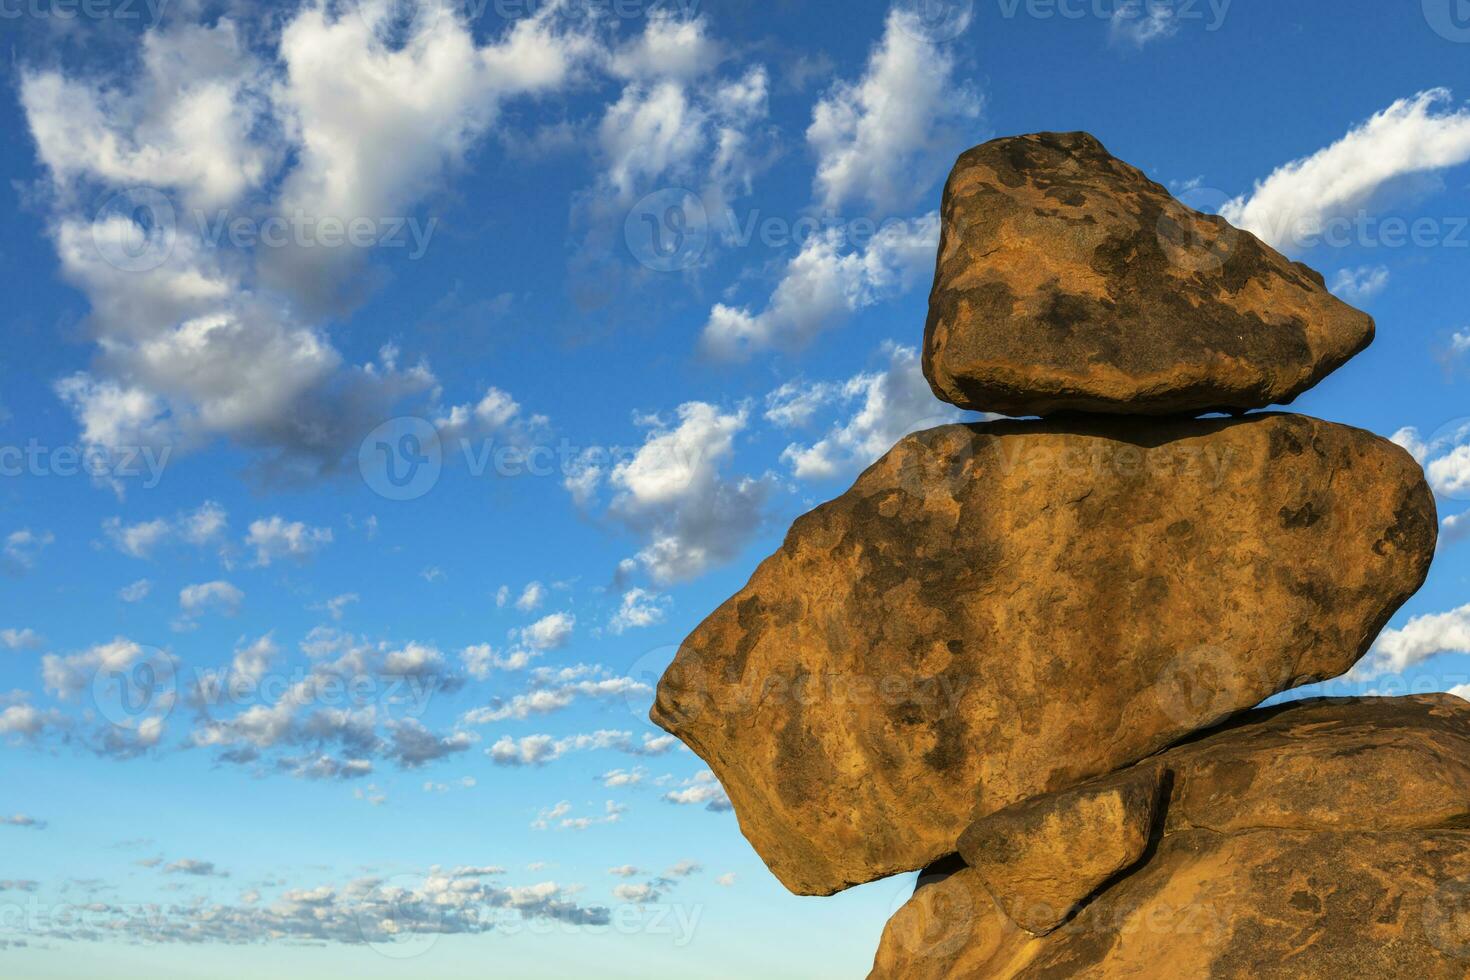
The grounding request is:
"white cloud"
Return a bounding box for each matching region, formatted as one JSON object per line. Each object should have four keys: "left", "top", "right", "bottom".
{"left": 487, "top": 729, "right": 674, "bottom": 767}
{"left": 1330, "top": 265, "right": 1391, "bottom": 303}
{"left": 514, "top": 582, "right": 547, "bottom": 613}
{"left": 777, "top": 342, "right": 966, "bottom": 480}
{"left": 607, "top": 864, "right": 642, "bottom": 877}
{"left": 119, "top": 579, "right": 154, "bottom": 603}
{"left": 245, "top": 517, "right": 332, "bottom": 566}
{"left": 806, "top": 8, "right": 980, "bottom": 213}
{"left": 42, "top": 638, "right": 148, "bottom": 700}
{"left": 535, "top": 799, "right": 626, "bottom": 831}
{"left": 20, "top": 20, "right": 274, "bottom": 212}
{"left": 433, "top": 387, "right": 534, "bottom": 445}
{"left": 460, "top": 644, "right": 533, "bottom": 680}
{"left": 608, "top": 11, "right": 719, "bottom": 81}
{"left": 21, "top": 5, "right": 595, "bottom": 480}
{"left": 0, "top": 629, "right": 42, "bottom": 651}
{"left": 520, "top": 612, "right": 575, "bottom": 651}
{"left": 591, "top": 14, "right": 768, "bottom": 212}
{"left": 716, "top": 872, "right": 736, "bottom": 887}
{"left": 103, "top": 502, "right": 228, "bottom": 559}
{"left": 1220, "top": 89, "right": 1470, "bottom": 252}
{"left": 314, "top": 593, "right": 359, "bottom": 621}
{"left": 231, "top": 634, "right": 279, "bottom": 683}
{"left": 1390, "top": 422, "right": 1470, "bottom": 507}
{"left": 462, "top": 664, "right": 646, "bottom": 724}
{"left": 699, "top": 214, "right": 940, "bottom": 360}
{"left": 178, "top": 580, "right": 245, "bottom": 621}
{"left": 1357, "top": 603, "right": 1470, "bottom": 677}
{"left": 662, "top": 769, "right": 733, "bottom": 812}
{"left": 575, "top": 403, "right": 773, "bottom": 584}
{"left": 1110, "top": 3, "right": 1180, "bottom": 46}
{"left": 608, "top": 588, "right": 670, "bottom": 634}
{"left": 600, "top": 767, "right": 645, "bottom": 788}
{"left": 3, "top": 529, "right": 54, "bottom": 573}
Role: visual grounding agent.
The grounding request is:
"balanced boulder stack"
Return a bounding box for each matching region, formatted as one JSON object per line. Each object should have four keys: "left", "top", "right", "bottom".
{"left": 651, "top": 132, "right": 1457, "bottom": 977}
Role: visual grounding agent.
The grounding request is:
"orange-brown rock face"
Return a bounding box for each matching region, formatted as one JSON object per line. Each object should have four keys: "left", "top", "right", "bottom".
{"left": 955, "top": 766, "right": 1163, "bottom": 937}
{"left": 650, "top": 414, "right": 1436, "bottom": 896}
{"left": 923, "top": 132, "right": 1375, "bottom": 417}
{"left": 871, "top": 696, "right": 1470, "bottom": 979}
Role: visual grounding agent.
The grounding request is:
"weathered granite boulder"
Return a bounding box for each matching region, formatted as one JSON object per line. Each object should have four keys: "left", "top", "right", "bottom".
{"left": 870, "top": 695, "right": 1470, "bottom": 979}
{"left": 955, "top": 766, "right": 1164, "bottom": 936}
{"left": 651, "top": 414, "right": 1436, "bottom": 896}
{"left": 923, "top": 131, "right": 1375, "bottom": 417}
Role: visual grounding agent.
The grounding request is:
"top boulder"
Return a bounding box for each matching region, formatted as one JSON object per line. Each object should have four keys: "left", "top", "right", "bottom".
{"left": 923, "top": 131, "right": 1374, "bottom": 417}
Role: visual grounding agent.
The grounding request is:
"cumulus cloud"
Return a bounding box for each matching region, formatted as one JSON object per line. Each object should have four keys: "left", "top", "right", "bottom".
{"left": 103, "top": 501, "right": 228, "bottom": 559}
{"left": 1330, "top": 265, "right": 1391, "bottom": 303}
{"left": 1109, "top": 3, "right": 1180, "bottom": 46}
{"left": 245, "top": 517, "right": 332, "bottom": 566}
{"left": 519, "top": 612, "right": 575, "bottom": 651}
{"left": 20, "top": 4, "right": 598, "bottom": 481}
{"left": 1220, "top": 89, "right": 1470, "bottom": 252}
{"left": 19, "top": 866, "right": 610, "bottom": 946}
{"left": 699, "top": 214, "right": 940, "bottom": 360}
{"left": 487, "top": 729, "right": 676, "bottom": 767}
{"left": 3, "top": 529, "right": 54, "bottom": 574}
{"left": 1356, "top": 603, "right": 1470, "bottom": 678}
{"left": 662, "top": 769, "right": 733, "bottom": 812}
{"left": 186, "top": 628, "right": 465, "bottom": 778}
{"left": 807, "top": 8, "right": 981, "bottom": 213}
{"left": 514, "top": 582, "right": 546, "bottom": 613}
{"left": 1391, "top": 421, "right": 1470, "bottom": 506}
{"left": 462, "top": 664, "right": 646, "bottom": 724}
{"left": 775, "top": 342, "right": 968, "bottom": 480}
{"left": 533, "top": 799, "right": 626, "bottom": 831}
{"left": 599, "top": 767, "right": 645, "bottom": 788}
{"left": 608, "top": 588, "right": 670, "bottom": 634}
{"left": 42, "top": 638, "right": 149, "bottom": 700}
{"left": 592, "top": 15, "right": 768, "bottom": 210}
{"left": 460, "top": 644, "right": 534, "bottom": 679}
{"left": 572, "top": 403, "right": 773, "bottom": 584}
{"left": 119, "top": 579, "right": 154, "bottom": 603}
{"left": 0, "top": 629, "right": 42, "bottom": 651}
{"left": 177, "top": 580, "right": 245, "bottom": 623}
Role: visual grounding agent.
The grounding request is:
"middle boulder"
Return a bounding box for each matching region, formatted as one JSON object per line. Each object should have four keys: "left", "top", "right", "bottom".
{"left": 651, "top": 412, "right": 1435, "bottom": 896}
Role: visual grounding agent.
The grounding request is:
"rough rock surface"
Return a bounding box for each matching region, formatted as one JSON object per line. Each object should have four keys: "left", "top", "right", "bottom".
{"left": 871, "top": 695, "right": 1470, "bottom": 979}
{"left": 923, "top": 131, "right": 1376, "bottom": 417}
{"left": 956, "top": 766, "right": 1164, "bottom": 936}
{"left": 650, "top": 414, "right": 1436, "bottom": 895}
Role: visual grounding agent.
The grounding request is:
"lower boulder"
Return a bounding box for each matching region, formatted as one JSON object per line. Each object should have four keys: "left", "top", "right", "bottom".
{"left": 872, "top": 695, "right": 1470, "bottom": 978}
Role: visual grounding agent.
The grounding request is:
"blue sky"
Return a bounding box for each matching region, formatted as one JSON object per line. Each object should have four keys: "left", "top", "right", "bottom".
{"left": 3, "top": 0, "right": 1470, "bottom": 975}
